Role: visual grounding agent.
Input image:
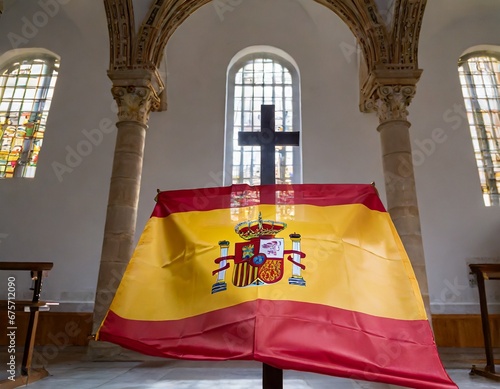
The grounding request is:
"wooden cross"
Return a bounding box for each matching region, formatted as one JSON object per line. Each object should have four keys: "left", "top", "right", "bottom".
{"left": 238, "top": 104, "right": 300, "bottom": 186}
{"left": 238, "top": 104, "right": 300, "bottom": 388}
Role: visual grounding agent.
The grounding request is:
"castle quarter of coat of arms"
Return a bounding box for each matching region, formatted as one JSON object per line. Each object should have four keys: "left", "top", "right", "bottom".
{"left": 211, "top": 213, "right": 307, "bottom": 294}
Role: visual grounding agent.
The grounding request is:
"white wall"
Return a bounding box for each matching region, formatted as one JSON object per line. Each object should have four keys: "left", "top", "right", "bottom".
{"left": 0, "top": 0, "right": 113, "bottom": 310}
{"left": 414, "top": 0, "right": 500, "bottom": 313}
{"left": 0, "top": 0, "right": 498, "bottom": 315}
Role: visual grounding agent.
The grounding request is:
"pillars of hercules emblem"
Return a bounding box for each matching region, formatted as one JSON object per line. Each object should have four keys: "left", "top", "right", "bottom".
{"left": 89, "top": 69, "right": 162, "bottom": 359}
{"left": 371, "top": 84, "right": 431, "bottom": 319}
{"left": 212, "top": 240, "right": 230, "bottom": 293}
{"left": 288, "top": 233, "right": 305, "bottom": 286}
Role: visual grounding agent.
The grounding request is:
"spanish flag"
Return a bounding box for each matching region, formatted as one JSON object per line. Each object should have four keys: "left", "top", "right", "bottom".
{"left": 97, "top": 184, "right": 457, "bottom": 389}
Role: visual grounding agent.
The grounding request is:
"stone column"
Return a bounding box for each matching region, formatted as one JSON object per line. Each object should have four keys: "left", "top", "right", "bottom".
{"left": 373, "top": 85, "right": 431, "bottom": 319}
{"left": 88, "top": 69, "right": 162, "bottom": 359}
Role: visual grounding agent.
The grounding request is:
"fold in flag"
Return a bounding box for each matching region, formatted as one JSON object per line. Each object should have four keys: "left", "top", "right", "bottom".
{"left": 97, "top": 183, "right": 457, "bottom": 389}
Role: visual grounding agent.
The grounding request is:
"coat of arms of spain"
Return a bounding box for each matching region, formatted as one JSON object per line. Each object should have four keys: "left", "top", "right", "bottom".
{"left": 211, "top": 213, "right": 306, "bottom": 294}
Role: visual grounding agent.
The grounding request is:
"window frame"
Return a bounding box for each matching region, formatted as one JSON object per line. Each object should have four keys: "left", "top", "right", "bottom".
{"left": 458, "top": 50, "right": 500, "bottom": 206}
{"left": 224, "top": 48, "right": 302, "bottom": 186}
{"left": 0, "top": 51, "right": 59, "bottom": 179}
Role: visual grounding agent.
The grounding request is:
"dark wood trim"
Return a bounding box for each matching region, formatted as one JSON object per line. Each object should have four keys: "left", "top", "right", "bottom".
{"left": 432, "top": 314, "right": 500, "bottom": 347}
{"left": 0, "top": 312, "right": 93, "bottom": 347}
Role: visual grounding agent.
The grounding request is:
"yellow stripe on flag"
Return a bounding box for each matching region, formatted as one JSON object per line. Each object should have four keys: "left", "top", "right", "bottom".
{"left": 110, "top": 203, "right": 426, "bottom": 322}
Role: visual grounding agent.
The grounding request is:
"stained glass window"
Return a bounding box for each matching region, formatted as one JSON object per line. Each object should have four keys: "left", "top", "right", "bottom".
{"left": 225, "top": 53, "right": 301, "bottom": 186}
{"left": 458, "top": 52, "right": 500, "bottom": 206}
{"left": 0, "top": 55, "right": 59, "bottom": 178}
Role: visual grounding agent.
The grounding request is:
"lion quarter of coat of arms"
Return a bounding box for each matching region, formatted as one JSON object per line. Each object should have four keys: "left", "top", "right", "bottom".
{"left": 211, "top": 213, "right": 306, "bottom": 294}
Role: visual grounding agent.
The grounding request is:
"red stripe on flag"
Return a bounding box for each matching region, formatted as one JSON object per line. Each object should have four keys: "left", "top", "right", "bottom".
{"left": 99, "top": 300, "right": 456, "bottom": 389}
{"left": 151, "top": 184, "right": 385, "bottom": 217}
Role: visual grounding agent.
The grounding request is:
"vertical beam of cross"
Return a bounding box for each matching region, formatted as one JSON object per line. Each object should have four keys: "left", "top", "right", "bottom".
{"left": 238, "top": 104, "right": 300, "bottom": 187}
{"left": 237, "top": 104, "right": 300, "bottom": 389}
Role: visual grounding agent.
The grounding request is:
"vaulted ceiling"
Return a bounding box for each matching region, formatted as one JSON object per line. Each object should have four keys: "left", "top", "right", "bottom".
{"left": 105, "top": 0, "right": 425, "bottom": 70}
{"left": 0, "top": 0, "right": 428, "bottom": 114}
{"left": 103, "top": 0, "right": 426, "bottom": 113}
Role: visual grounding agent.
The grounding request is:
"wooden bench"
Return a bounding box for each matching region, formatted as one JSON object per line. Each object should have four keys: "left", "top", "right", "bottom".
{"left": 469, "top": 263, "right": 500, "bottom": 381}
{"left": 0, "top": 262, "right": 56, "bottom": 388}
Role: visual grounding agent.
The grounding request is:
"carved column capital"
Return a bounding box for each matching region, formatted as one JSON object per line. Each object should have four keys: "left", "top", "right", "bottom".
{"left": 370, "top": 84, "right": 417, "bottom": 123}
{"left": 361, "top": 67, "right": 422, "bottom": 124}
{"left": 111, "top": 85, "right": 159, "bottom": 125}
{"left": 108, "top": 68, "right": 164, "bottom": 125}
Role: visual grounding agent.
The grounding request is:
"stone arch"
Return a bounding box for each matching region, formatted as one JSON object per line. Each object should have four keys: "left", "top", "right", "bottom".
{"left": 104, "top": 0, "right": 426, "bottom": 109}
{"left": 103, "top": 0, "right": 136, "bottom": 70}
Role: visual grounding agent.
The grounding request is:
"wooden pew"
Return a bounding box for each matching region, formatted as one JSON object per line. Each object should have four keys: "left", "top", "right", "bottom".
{"left": 0, "top": 262, "right": 55, "bottom": 388}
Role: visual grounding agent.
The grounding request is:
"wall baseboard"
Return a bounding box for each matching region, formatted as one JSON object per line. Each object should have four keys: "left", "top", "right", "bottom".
{"left": 0, "top": 311, "right": 92, "bottom": 347}
{"left": 1, "top": 312, "right": 498, "bottom": 348}
{"left": 432, "top": 314, "right": 500, "bottom": 347}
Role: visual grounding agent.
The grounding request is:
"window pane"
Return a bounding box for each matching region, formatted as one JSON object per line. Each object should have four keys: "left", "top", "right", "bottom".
{"left": 244, "top": 86, "right": 253, "bottom": 97}
{"left": 22, "top": 100, "right": 34, "bottom": 111}
{"left": 263, "top": 86, "right": 273, "bottom": 99}
{"left": 0, "top": 55, "right": 59, "bottom": 178}
{"left": 254, "top": 86, "right": 263, "bottom": 98}
{"left": 243, "top": 111, "right": 252, "bottom": 126}
{"left": 6, "top": 77, "right": 16, "bottom": 87}
{"left": 31, "top": 64, "right": 43, "bottom": 74}
{"left": 459, "top": 53, "right": 500, "bottom": 205}
{"left": 253, "top": 112, "right": 260, "bottom": 127}
{"left": 233, "top": 150, "right": 241, "bottom": 165}
{"left": 3, "top": 88, "right": 14, "bottom": 98}
{"left": 234, "top": 98, "right": 242, "bottom": 111}
{"left": 27, "top": 77, "right": 39, "bottom": 87}
{"left": 13, "top": 89, "right": 25, "bottom": 99}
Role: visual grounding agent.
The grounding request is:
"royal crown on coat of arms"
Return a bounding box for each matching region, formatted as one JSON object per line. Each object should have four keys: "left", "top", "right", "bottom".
{"left": 211, "top": 213, "right": 307, "bottom": 294}
{"left": 235, "top": 214, "right": 287, "bottom": 240}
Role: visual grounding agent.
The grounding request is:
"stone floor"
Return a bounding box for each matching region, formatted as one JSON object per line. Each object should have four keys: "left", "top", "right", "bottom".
{"left": 1, "top": 347, "right": 499, "bottom": 388}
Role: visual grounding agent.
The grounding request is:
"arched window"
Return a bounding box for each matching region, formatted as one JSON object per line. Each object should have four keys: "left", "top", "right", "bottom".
{"left": 459, "top": 50, "right": 500, "bottom": 206}
{"left": 0, "top": 52, "right": 59, "bottom": 178}
{"left": 224, "top": 47, "right": 302, "bottom": 186}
